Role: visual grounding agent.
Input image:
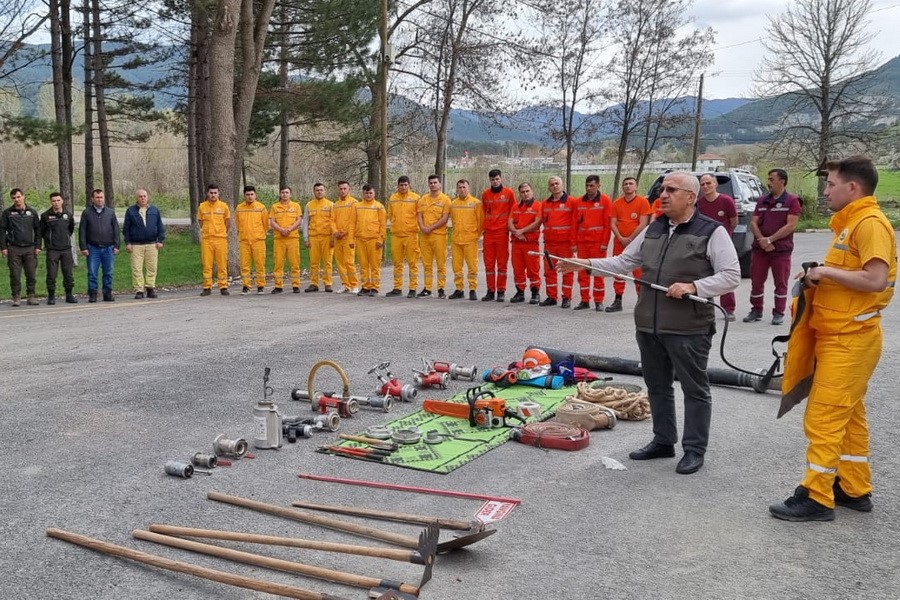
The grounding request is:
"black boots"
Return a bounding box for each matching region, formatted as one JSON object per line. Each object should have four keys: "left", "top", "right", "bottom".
{"left": 102, "top": 289, "right": 114, "bottom": 302}
{"left": 47, "top": 288, "right": 56, "bottom": 305}
{"left": 529, "top": 288, "right": 540, "bottom": 305}
{"left": 65, "top": 289, "right": 77, "bottom": 303}
{"left": 605, "top": 295, "right": 623, "bottom": 312}
{"left": 510, "top": 288, "right": 526, "bottom": 303}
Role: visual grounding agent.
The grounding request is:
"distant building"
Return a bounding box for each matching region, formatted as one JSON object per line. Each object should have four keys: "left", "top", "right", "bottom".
{"left": 696, "top": 153, "right": 726, "bottom": 171}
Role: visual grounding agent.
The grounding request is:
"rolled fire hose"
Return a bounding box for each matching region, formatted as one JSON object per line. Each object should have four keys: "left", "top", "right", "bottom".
{"left": 510, "top": 422, "right": 591, "bottom": 451}
{"left": 555, "top": 400, "right": 618, "bottom": 431}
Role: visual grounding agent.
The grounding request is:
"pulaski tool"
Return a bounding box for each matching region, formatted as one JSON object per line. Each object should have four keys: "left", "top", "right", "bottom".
{"left": 422, "top": 386, "right": 526, "bottom": 429}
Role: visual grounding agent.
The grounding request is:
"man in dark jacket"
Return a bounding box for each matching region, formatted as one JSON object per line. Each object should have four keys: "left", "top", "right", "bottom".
{"left": 39, "top": 192, "right": 78, "bottom": 304}
{"left": 123, "top": 189, "right": 165, "bottom": 299}
{"left": 78, "top": 188, "right": 120, "bottom": 302}
{"left": 1, "top": 188, "right": 42, "bottom": 306}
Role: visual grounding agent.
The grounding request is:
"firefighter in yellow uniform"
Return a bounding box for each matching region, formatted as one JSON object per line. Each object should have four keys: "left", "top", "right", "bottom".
{"left": 386, "top": 175, "right": 420, "bottom": 297}
{"left": 234, "top": 185, "right": 269, "bottom": 294}
{"left": 354, "top": 184, "right": 386, "bottom": 296}
{"left": 302, "top": 182, "right": 335, "bottom": 292}
{"left": 197, "top": 183, "right": 231, "bottom": 295}
{"left": 448, "top": 179, "right": 484, "bottom": 300}
{"left": 269, "top": 186, "right": 303, "bottom": 293}
{"left": 417, "top": 174, "right": 451, "bottom": 298}
{"left": 770, "top": 156, "right": 897, "bottom": 522}
{"left": 333, "top": 181, "right": 359, "bottom": 293}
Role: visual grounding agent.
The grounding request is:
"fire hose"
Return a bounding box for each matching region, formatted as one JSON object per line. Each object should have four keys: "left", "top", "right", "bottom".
{"left": 535, "top": 251, "right": 791, "bottom": 391}
{"left": 509, "top": 422, "right": 591, "bottom": 451}
{"left": 554, "top": 401, "right": 618, "bottom": 430}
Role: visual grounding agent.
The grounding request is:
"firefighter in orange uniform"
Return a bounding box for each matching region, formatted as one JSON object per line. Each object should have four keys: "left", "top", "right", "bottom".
{"left": 539, "top": 176, "right": 577, "bottom": 308}
{"left": 333, "top": 181, "right": 359, "bottom": 294}
{"left": 197, "top": 183, "right": 231, "bottom": 296}
{"left": 508, "top": 182, "right": 543, "bottom": 304}
{"left": 269, "top": 186, "right": 303, "bottom": 293}
{"left": 354, "top": 184, "right": 386, "bottom": 296}
{"left": 302, "top": 182, "right": 335, "bottom": 292}
{"left": 448, "top": 179, "right": 484, "bottom": 300}
{"left": 235, "top": 185, "right": 269, "bottom": 294}
{"left": 770, "top": 156, "right": 896, "bottom": 522}
{"left": 480, "top": 169, "right": 515, "bottom": 301}
{"left": 607, "top": 176, "right": 652, "bottom": 312}
{"left": 416, "top": 174, "right": 451, "bottom": 298}
{"left": 573, "top": 175, "right": 613, "bottom": 311}
{"left": 386, "top": 176, "right": 420, "bottom": 298}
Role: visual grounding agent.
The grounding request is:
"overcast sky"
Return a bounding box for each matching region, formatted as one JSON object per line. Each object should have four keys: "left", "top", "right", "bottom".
{"left": 689, "top": 0, "right": 900, "bottom": 99}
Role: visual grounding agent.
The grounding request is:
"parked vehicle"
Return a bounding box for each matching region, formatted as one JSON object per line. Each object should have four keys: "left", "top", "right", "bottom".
{"left": 647, "top": 169, "right": 767, "bottom": 277}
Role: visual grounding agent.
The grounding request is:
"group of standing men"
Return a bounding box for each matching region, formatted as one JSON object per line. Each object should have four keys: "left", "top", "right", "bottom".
{"left": 0, "top": 188, "right": 164, "bottom": 305}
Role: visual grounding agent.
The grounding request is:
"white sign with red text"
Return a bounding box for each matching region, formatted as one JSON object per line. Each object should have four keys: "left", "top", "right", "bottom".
{"left": 474, "top": 500, "right": 517, "bottom": 524}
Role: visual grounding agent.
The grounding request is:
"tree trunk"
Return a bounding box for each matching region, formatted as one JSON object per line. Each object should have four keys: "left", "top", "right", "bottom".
{"left": 278, "top": 3, "right": 289, "bottom": 191}
{"left": 366, "top": 64, "right": 384, "bottom": 197}
{"left": 50, "top": 0, "right": 74, "bottom": 210}
{"left": 82, "top": 0, "right": 93, "bottom": 206}
{"left": 188, "top": 2, "right": 209, "bottom": 243}
{"left": 91, "top": 0, "right": 114, "bottom": 207}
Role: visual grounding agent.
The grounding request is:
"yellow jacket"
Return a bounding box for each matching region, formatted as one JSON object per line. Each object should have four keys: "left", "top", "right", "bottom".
{"left": 235, "top": 200, "right": 270, "bottom": 242}
{"left": 198, "top": 199, "right": 230, "bottom": 239}
{"left": 270, "top": 200, "right": 303, "bottom": 239}
{"left": 809, "top": 196, "right": 897, "bottom": 335}
{"left": 333, "top": 196, "right": 358, "bottom": 241}
{"left": 355, "top": 199, "right": 387, "bottom": 241}
{"left": 450, "top": 195, "right": 484, "bottom": 244}
{"left": 418, "top": 193, "right": 451, "bottom": 235}
{"left": 388, "top": 191, "right": 420, "bottom": 236}
{"left": 304, "top": 198, "right": 335, "bottom": 239}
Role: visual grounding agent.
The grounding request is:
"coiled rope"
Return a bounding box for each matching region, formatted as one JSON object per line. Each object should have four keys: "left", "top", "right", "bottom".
{"left": 567, "top": 382, "right": 651, "bottom": 421}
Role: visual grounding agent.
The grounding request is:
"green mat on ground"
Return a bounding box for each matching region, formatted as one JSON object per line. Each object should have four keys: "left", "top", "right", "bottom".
{"left": 320, "top": 384, "right": 574, "bottom": 474}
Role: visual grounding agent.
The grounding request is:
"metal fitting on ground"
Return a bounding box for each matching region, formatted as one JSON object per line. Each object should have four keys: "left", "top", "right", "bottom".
{"left": 213, "top": 434, "right": 249, "bottom": 459}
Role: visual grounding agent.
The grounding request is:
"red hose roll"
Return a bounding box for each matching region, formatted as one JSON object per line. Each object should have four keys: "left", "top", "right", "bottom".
{"left": 509, "top": 422, "right": 590, "bottom": 451}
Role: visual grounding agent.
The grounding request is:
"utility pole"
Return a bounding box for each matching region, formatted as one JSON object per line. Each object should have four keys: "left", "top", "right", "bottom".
{"left": 690, "top": 73, "right": 704, "bottom": 171}
{"left": 379, "top": 0, "right": 389, "bottom": 205}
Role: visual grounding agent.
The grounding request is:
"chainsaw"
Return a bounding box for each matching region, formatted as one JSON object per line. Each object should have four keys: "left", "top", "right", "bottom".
{"left": 422, "top": 386, "right": 525, "bottom": 429}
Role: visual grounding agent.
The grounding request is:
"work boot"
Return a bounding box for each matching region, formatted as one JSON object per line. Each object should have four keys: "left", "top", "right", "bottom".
{"left": 324, "top": 285, "right": 333, "bottom": 292}
{"left": 448, "top": 290, "right": 464, "bottom": 300}
{"left": 65, "top": 290, "right": 78, "bottom": 304}
{"left": 368, "top": 289, "right": 378, "bottom": 297}
{"left": 11, "top": 296, "right": 20, "bottom": 307}
{"left": 407, "top": 290, "right": 417, "bottom": 298}
{"left": 769, "top": 487, "right": 834, "bottom": 522}
{"left": 481, "top": 291, "right": 495, "bottom": 301}
{"left": 743, "top": 310, "right": 763, "bottom": 322}
{"left": 26, "top": 295, "right": 39, "bottom": 305}
{"left": 134, "top": 291, "right": 144, "bottom": 300}
{"left": 220, "top": 288, "right": 230, "bottom": 296}
{"left": 496, "top": 291, "right": 505, "bottom": 302}
{"left": 529, "top": 288, "right": 540, "bottom": 305}
{"left": 595, "top": 302, "right": 604, "bottom": 312}
{"left": 833, "top": 477, "right": 873, "bottom": 512}
{"left": 102, "top": 290, "right": 114, "bottom": 302}
{"left": 469, "top": 290, "right": 477, "bottom": 301}
{"left": 89, "top": 291, "right": 98, "bottom": 303}
{"left": 574, "top": 300, "right": 591, "bottom": 311}
{"left": 357, "top": 288, "right": 370, "bottom": 296}
{"left": 47, "top": 294, "right": 56, "bottom": 306}
{"left": 772, "top": 313, "right": 785, "bottom": 326}
{"left": 605, "top": 295, "right": 623, "bottom": 313}
{"left": 257, "top": 286, "right": 265, "bottom": 295}
{"left": 292, "top": 287, "right": 300, "bottom": 293}
{"left": 146, "top": 287, "right": 157, "bottom": 299}
{"left": 560, "top": 297, "right": 571, "bottom": 309}
{"left": 200, "top": 288, "right": 212, "bottom": 296}
{"left": 539, "top": 297, "right": 557, "bottom": 307}
{"left": 510, "top": 288, "right": 525, "bottom": 303}
{"left": 437, "top": 288, "right": 446, "bottom": 299}
{"left": 417, "top": 288, "right": 432, "bottom": 298}
{"left": 725, "top": 312, "right": 735, "bottom": 322}
{"left": 241, "top": 286, "right": 250, "bottom": 295}
{"left": 385, "top": 288, "right": 402, "bottom": 297}
{"left": 271, "top": 287, "right": 283, "bottom": 294}
{"left": 304, "top": 285, "right": 318, "bottom": 293}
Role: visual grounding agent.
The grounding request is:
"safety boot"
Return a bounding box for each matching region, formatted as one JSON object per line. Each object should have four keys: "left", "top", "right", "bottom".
{"left": 305, "top": 285, "right": 318, "bottom": 292}
{"left": 220, "top": 287, "right": 230, "bottom": 295}
{"left": 11, "top": 296, "right": 20, "bottom": 307}
{"left": 385, "top": 288, "right": 402, "bottom": 297}
{"left": 481, "top": 291, "right": 495, "bottom": 301}
{"left": 510, "top": 288, "right": 526, "bottom": 304}
{"left": 200, "top": 288, "right": 211, "bottom": 296}
{"left": 89, "top": 291, "right": 98, "bottom": 302}
{"left": 65, "top": 289, "right": 78, "bottom": 303}
{"left": 134, "top": 291, "right": 145, "bottom": 299}
{"left": 560, "top": 297, "right": 571, "bottom": 309}
{"left": 47, "top": 293, "right": 56, "bottom": 305}
{"left": 448, "top": 290, "right": 465, "bottom": 300}
{"left": 769, "top": 486, "right": 834, "bottom": 522}
{"left": 417, "top": 288, "right": 432, "bottom": 298}
{"left": 605, "top": 295, "right": 623, "bottom": 312}
{"left": 495, "top": 291, "right": 505, "bottom": 302}
{"left": 437, "top": 288, "right": 446, "bottom": 299}
{"left": 257, "top": 286, "right": 265, "bottom": 294}
{"left": 103, "top": 289, "right": 114, "bottom": 302}
{"left": 574, "top": 300, "right": 591, "bottom": 310}
{"left": 833, "top": 477, "right": 873, "bottom": 512}
{"left": 743, "top": 310, "right": 763, "bottom": 322}
{"left": 469, "top": 290, "right": 477, "bottom": 301}
{"left": 241, "top": 286, "right": 250, "bottom": 295}
{"left": 529, "top": 288, "right": 540, "bottom": 305}
{"left": 146, "top": 287, "right": 157, "bottom": 298}
{"left": 539, "top": 297, "right": 556, "bottom": 307}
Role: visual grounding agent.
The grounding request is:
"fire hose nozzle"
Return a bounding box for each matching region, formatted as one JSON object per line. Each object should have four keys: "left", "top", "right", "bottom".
{"left": 354, "top": 394, "right": 393, "bottom": 413}
{"left": 412, "top": 369, "right": 451, "bottom": 389}
{"left": 213, "top": 434, "right": 249, "bottom": 459}
{"left": 430, "top": 360, "right": 478, "bottom": 381}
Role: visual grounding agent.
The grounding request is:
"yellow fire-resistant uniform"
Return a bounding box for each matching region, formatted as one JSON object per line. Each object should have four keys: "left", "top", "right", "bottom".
{"left": 388, "top": 190, "right": 421, "bottom": 291}
{"left": 782, "top": 196, "right": 896, "bottom": 508}
{"left": 355, "top": 199, "right": 387, "bottom": 292}
{"left": 333, "top": 196, "right": 359, "bottom": 290}
{"left": 418, "top": 192, "right": 451, "bottom": 291}
{"left": 197, "top": 199, "right": 231, "bottom": 289}
{"left": 269, "top": 200, "right": 303, "bottom": 289}
{"left": 304, "top": 198, "right": 335, "bottom": 287}
{"left": 235, "top": 200, "right": 269, "bottom": 288}
{"left": 449, "top": 194, "right": 484, "bottom": 291}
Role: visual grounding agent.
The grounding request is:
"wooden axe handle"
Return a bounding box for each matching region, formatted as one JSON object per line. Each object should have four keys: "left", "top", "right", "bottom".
{"left": 46, "top": 527, "right": 350, "bottom": 600}
{"left": 133, "top": 529, "right": 419, "bottom": 596}
{"left": 147, "top": 524, "right": 427, "bottom": 564}
{"left": 291, "top": 500, "right": 477, "bottom": 531}
{"left": 207, "top": 491, "right": 419, "bottom": 549}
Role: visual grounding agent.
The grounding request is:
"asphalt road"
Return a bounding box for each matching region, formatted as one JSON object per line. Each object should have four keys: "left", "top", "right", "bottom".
{"left": 2, "top": 232, "right": 899, "bottom": 600}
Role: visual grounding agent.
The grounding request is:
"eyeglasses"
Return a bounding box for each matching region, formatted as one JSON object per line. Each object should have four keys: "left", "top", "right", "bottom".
{"left": 661, "top": 185, "right": 693, "bottom": 195}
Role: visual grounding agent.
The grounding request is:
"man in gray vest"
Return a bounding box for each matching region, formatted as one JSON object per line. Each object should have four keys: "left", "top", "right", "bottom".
{"left": 559, "top": 172, "right": 740, "bottom": 474}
